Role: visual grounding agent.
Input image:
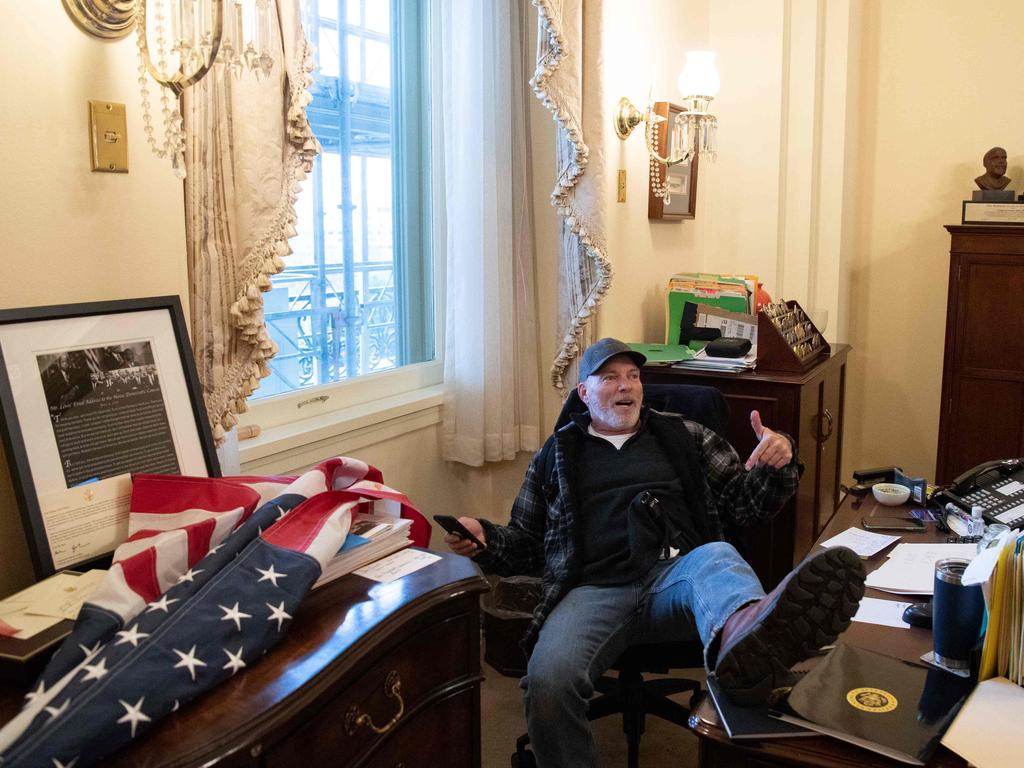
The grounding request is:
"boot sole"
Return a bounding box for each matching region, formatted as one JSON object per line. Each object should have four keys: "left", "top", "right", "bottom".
{"left": 715, "top": 547, "right": 866, "bottom": 705}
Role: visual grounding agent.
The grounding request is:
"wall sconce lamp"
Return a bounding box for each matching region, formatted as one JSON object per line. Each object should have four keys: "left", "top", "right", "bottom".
{"left": 614, "top": 51, "right": 720, "bottom": 203}
{"left": 63, "top": 0, "right": 276, "bottom": 178}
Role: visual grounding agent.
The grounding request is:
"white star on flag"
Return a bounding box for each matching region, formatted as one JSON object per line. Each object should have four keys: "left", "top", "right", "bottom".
{"left": 117, "top": 697, "right": 151, "bottom": 738}
{"left": 80, "top": 658, "right": 109, "bottom": 682}
{"left": 24, "top": 680, "right": 47, "bottom": 706}
{"left": 172, "top": 645, "right": 207, "bottom": 682}
{"left": 223, "top": 646, "right": 246, "bottom": 675}
{"left": 276, "top": 506, "right": 288, "bottom": 521}
{"left": 146, "top": 594, "right": 179, "bottom": 613}
{"left": 44, "top": 699, "right": 69, "bottom": 721}
{"left": 51, "top": 757, "right": 78, "bottom": 768}
{"left": 266, "top": 601, "right": 291, "bottom": 631}
{"left": 77, "top": 641, "right": 102, "bottom": 658}
{"left": 176, "top": 568, "right": 204, "bottom": 584}
{"left": 255, "top": 564, "right": 286, "bottom": 587}
{"left": 115, "top": 626, "right": 150, "bottom": 647}
{"left": 218, "top": 602, "right": 252, "bottom": 632}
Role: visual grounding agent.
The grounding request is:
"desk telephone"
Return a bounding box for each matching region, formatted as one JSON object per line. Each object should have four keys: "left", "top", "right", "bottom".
{"left": 935, "top": 458, "right": 1024, "bottom": 529}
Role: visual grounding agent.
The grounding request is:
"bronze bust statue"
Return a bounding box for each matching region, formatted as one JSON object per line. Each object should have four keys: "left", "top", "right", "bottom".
{"left": 975, "top": 146, "right": 1011, "bottom": 190}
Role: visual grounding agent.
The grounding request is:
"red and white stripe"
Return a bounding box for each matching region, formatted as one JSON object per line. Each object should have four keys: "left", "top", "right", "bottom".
{"left": 83, "top": 458, "right": 427, "bottom": 626}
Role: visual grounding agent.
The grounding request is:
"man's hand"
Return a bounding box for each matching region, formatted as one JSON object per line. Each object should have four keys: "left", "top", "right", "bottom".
{"left": 744, "top": 410, "right": 793, "bottom": 470}
{"left": 443, "top": 516, "right": 487, "bottom": 557}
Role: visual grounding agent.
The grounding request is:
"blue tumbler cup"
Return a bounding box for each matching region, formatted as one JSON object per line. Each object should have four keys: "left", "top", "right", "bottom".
{"left": 932, "top": 558, "right": 985, "bottom": 672}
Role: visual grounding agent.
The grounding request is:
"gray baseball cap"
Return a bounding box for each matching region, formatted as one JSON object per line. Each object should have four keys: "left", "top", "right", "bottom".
{"left": 578, "top": 338, "right": 647, "bottom": 380}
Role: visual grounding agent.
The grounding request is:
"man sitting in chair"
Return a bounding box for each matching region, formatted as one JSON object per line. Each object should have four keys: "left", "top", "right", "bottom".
{"left": 443, "top": 338, "right": 865, "bottom": 768}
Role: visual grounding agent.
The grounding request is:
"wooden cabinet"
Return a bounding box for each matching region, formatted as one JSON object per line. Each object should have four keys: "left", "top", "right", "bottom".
{"left": 0, "top": 552, "right": 489, "bottom": 768}
{"left": 643, "top": 345, "right": 849, "bottom": 588}
{"left": 937, "top": 226, "right": 1024, "bottom": 483}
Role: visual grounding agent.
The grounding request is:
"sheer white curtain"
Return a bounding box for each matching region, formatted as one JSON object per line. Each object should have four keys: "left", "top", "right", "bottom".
{"left": 438, "top": 0, "right": 542, "bottom": 466}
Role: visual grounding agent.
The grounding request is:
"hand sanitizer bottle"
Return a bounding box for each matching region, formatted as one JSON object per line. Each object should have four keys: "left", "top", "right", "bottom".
{"left": 968, "top": 506, "right": 986, "bottom": 538}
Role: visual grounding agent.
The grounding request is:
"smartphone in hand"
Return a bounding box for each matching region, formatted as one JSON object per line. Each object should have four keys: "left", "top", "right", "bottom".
{"left": 433, "top": 514, "right": 486, "bottom": 550}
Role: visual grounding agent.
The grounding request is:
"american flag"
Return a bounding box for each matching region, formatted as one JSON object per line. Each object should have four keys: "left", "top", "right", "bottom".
{"left": 0, "top": 457, "right": 428, "bottom": 768}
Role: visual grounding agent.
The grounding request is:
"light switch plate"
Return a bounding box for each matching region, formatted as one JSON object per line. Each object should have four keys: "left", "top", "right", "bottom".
{"left": 89, "top": 100, "right": 128, "bottom": 173}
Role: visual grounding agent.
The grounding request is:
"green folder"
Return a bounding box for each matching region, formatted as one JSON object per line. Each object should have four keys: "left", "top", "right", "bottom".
{"left": 628, "top": 343, "right": 696, "bottom": 364}
{"left": 666, "top": 291, "right": 749, "bottom": 344}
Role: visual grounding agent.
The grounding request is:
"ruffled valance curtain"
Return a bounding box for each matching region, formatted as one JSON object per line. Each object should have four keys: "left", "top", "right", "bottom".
{"left": 439, "top": 0, "right": 542, "bottom": 466}
{"left": 183, "top": 0, "right": 319, "bottom": 444}
{"left": 531, "top": 0, "right": 610, "bottom": 392}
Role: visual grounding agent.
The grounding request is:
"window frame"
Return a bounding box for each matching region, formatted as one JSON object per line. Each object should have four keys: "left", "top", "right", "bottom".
{"left": 239, "top": 0, "right": 440, "bottom": 444}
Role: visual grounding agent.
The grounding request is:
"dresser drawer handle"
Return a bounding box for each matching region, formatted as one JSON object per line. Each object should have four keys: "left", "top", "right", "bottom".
{"left": 817, "top": 408, "right": 834, "bottom": 442}
{"left": 345, "top": 670, "right": 405, "bottom": 736}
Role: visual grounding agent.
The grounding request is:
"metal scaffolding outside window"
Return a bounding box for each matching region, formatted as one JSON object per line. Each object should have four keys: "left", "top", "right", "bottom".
{"left": 256, "top": 0, "right": 433, "bottom": 399}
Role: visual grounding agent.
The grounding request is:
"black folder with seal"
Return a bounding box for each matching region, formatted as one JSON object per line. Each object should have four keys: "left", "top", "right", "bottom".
{"left": 770, "top": 643, "right": 973, "bottom": 765}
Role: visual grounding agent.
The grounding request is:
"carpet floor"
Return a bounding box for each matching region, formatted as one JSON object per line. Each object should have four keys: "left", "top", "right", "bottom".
{"left": 479, "top": 659, "right": 704, "bottom": 768}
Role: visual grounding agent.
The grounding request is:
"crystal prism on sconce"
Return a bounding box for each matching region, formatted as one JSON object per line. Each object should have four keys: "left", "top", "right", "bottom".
{"left": 62, "top": 1, "right": 277, "bottom": 178}
{"left": 614, "top": 51, "right": 720, "bottom": 204}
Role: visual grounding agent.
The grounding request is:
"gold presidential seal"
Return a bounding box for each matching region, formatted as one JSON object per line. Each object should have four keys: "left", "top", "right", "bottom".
{"left": 846, "top": 687, "right": 897, "bottom": 713}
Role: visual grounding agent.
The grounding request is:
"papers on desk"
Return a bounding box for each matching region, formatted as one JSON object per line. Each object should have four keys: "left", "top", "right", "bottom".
{"left": 819, "top": 527, "right": 900, "bottom": 558}
{"left": 627, "top": 343, "right": 695, "bottom": 365}
{"left": 354, "top": 549, "right": 440, "bottom": 583}
{"left": 941, "top": 677, "right": 1024, "bottom": 767}
{"left": 851, "top": 596, "right": 912, "bottom": 629}
{"left": 312, "top": 513, "right": 413, "bottom": 589}
{"left": 864, "top": 543, "right": 977, "bottom": 595}
{"left": 0, "top": 570, "right": 106, "bottom": 640}
{"left": 671, "top": 347, "right": 756, "bottom": 373}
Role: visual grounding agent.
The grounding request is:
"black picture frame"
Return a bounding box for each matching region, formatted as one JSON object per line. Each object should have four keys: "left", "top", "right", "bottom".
{"left": 0, "top": 296, "right": 220, "bottom": 578}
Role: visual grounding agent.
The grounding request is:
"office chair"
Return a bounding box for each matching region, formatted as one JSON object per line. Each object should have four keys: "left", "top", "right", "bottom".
{"left": 510, "top": 382, "right": 730, "bottom": 768}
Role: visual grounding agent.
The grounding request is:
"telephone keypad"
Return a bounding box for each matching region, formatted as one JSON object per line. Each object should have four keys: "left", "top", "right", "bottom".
{"left": 964, "top": 477, "right": 1024, "bottom": 528}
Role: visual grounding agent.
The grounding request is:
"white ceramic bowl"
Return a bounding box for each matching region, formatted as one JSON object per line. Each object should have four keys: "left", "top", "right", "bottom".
{"left": 872, "top": 482, "right": 911, "bottom": 506}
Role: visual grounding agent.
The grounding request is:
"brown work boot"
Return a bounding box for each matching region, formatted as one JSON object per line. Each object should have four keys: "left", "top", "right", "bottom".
{"left": 714, "top": 546, "right": 865, "bottom": 705}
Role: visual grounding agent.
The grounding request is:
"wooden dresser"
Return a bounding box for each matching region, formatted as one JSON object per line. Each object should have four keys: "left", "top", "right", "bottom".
{"left": 643, "top": 345, "right": 849, "bottom": 588}
{"left": 937, "top": 225, "right": 1024, "bottom": 483}
{"left": 0, "top": 551, "right": 489, "bottom": 768}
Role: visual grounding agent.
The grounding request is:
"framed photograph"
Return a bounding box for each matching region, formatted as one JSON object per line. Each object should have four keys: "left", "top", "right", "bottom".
{"left": 0, "top": 296, "right": 219, "bottom": 578}
{"left": 648, "top": 101, "right": 699, "bottom": 221}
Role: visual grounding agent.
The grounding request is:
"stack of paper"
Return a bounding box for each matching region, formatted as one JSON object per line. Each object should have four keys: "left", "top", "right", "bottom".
{"left": 312, "top": 512, "right": 413, "bottom": 589}
{"left": 864, "top": 543, "right": 977, "bottom": 595}
{"left": 665, "top": 273, "right": 752, "bottom": 344}
{"left": 671, "top": 347, "right": 756, "bottom": 373}
{"left": 0, "top": 570, "right": 106, "bottom": 640}
{"left": 968, "top": 528, "right": 1024, "bottom": 684}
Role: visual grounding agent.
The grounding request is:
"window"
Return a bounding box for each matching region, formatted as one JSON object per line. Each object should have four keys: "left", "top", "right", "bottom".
{"left": 254, "top": 0, "right": 434, "bottom": 410}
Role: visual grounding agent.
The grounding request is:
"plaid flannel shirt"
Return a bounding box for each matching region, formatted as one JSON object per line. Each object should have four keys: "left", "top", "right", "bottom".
{"left": 473, "top": 408, "right": 800, "bottom": 652}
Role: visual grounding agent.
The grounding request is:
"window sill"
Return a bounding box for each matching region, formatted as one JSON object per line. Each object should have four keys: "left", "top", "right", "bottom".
{"left": 239, "top": 384, "right": 444, "bottom": 474}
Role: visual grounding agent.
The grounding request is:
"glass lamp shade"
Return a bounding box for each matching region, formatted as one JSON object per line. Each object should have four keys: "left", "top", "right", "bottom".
{"left": 677, "top": 50, "right": 720, "bottom": 99}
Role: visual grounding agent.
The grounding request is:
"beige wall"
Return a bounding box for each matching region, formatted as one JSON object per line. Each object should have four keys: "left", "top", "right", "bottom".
{"left": 595, "top": 0, "right": 1024, "bottom": 484}
{"left": 0, "top": 5, "right": 188, "bottom": 594}
{"left": 845, "top": 0, "right": 1024, "bottom": 479}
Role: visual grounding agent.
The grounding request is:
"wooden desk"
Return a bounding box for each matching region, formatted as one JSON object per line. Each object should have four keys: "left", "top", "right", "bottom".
{"left": 0, "top": 551, "right": 489, "bottom": 768}
{"left": 689, "top": 495, "right": 969, "bottom": 767}
{"left": 643, "top": 345, "right": 850, "bottom": 588}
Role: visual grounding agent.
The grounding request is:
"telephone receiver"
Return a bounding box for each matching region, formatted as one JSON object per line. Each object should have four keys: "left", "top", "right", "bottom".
{"left": 949, "top": 457, "right": 1023, "bottom": 495}
{"left": 935, "top": 457, "right": 1024, "bottom": 529}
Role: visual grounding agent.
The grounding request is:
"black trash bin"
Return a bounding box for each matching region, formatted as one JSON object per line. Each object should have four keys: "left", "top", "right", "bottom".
{"left": 482, "top": 575, "right": 540, "bottom": 677}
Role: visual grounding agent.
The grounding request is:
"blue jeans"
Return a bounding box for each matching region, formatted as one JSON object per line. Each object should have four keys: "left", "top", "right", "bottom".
{"left": 521, "top": 541, "right": 765, "bottom": 768}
